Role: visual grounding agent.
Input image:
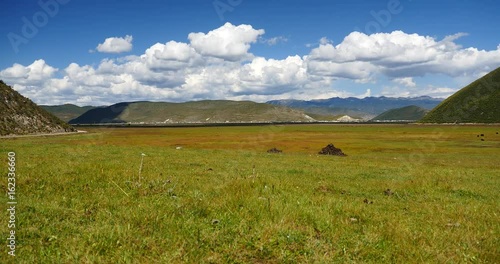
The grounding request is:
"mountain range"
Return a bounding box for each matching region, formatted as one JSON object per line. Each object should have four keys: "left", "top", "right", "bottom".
{"left": 68, "top": 100, "right": 315, "bottom": 124}
{"left": 267, "top": 96, "right": 442, "bottom": 119}
{"left": 42, "top": 96, "right": 444, "bottom": 124}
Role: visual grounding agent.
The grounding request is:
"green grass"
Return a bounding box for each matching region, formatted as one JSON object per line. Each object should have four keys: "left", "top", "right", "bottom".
{"left": 420, "top": 67, "right": 500, "bottom": 123}
{"left": 1, "top": 124, "right": 499, "bottom": 263}
{"left": 372, "top": 105, "right": 428, "bottom": 121}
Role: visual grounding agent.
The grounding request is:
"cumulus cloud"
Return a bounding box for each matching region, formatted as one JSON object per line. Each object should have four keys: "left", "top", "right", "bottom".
{"left": 393, "top": 77, "right": 416, "bottom": 87}
{"left": 235, "top": 56, "right": 307, "bottom": 94}
{"left": 307, "top": 31, "right": 500, "bottom": 80}
{"left": 2, "top": 25, "right": 500, "bottom": 106}
{"left": 142, "top": 41, "right": 201, "bottom": 71}
{"left": 188, "top": 23, "right": 264, "bottom": 61}
{"left": 0, "top": 59, "right": 57, "bottom": 85}
{"left": 96, "top": 35, "right": 133, "bottom": 53}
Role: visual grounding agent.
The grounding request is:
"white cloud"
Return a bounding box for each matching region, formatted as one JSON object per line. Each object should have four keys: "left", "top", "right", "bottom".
{"left": 76, "top": 96, "right": 93, "bottom": 104}
{"left": 319, "top": 37, "right": 332, "bottom": 45}
{"left": 357, "top": 89, "right": 372, "bottom": 98}
{"left": 307, "top": 60, "right": 376, "bottom": 81}
{"left": 0, "top": 59, "right": 57, "bottom": 85}
{"left": 235, "top": 56, "right": 307, "bottom": 94}
{"left": 306, "top": 30, "right": 500, "bottom": 100}
{"left": 261, "top": 36, "right": 288, "bottom": 46}
{"left": 2, "top": 25, "right": 500, "bottom": 106}
{"left": 308, "top": 31, "right": 500, "bottom": 79}
{"left": 188, "top": 23, "right": 264, "bottom": 61}
{"left": 142, "top": 41, "right": 201, "bottom": 71}
{"left": 380, "top": 85, "right": 457, "bottom": 98}
{"left": 96, "top": 35, "right": 133, "bottom": 53}
{"left": 393, "top": 77, "right": 416, "bottom": 87}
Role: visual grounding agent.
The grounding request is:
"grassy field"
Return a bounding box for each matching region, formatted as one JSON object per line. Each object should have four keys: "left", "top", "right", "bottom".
{"left": 1, "top": 124, "right": 499, "bottom": 263}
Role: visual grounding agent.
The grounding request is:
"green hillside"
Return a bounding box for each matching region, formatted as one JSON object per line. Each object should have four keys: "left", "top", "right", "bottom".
{"left": 41, "top": 104, "right": 96, "bottom": 122}
{"left": 420, "top": 67, "right": 500, "bottom": 123}
{"left": 69, "top": 100, "right": 315, "bottom": 124}
{"left": 0, "top": 80, "right": 76, "bottom": 136}
{"left": 372, "top": 105, "right": 429, "bottom": 121}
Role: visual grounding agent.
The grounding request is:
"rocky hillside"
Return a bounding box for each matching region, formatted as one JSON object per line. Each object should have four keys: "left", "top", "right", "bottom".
{"left": 0, "top": 80, "right": 76, "bottom": 136}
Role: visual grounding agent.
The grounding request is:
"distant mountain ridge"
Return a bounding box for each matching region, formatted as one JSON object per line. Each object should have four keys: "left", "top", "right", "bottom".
{"left": 267, "top": 96, "right": 442, "bottom": 119}
{"left": 69, "top": 100, "right": 315, "bottom": 124}
{"left": 421, "top": 67, "right": 500, "bottom": 123}
{"left": 0, "top": 80, "right": 75, "bottom": 136}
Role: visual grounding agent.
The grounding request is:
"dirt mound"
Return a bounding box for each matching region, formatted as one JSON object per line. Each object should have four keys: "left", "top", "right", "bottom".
{"left": 267, "top": 147, "right": 283, "bottom": 153}
{"left": 318, "top": 144, "right": 347, "bottom": 156}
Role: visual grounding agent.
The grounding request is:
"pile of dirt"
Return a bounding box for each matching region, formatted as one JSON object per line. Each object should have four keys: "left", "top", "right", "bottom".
{"left": 267, "top": 147, "right": 283, "bottom": 153}
{"left": 318, "top": 144, "right": 347, "bottom": 156}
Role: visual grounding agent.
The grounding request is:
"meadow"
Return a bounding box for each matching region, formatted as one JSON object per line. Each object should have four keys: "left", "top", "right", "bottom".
{"left": 1, "top": 124, "right": 499, "bottom": 263}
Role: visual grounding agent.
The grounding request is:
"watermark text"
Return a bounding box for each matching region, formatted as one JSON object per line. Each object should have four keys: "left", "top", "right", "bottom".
{"left": 6, "top": 152, "right": 17, "bottom": 257}
{"left": 7, "top": 0, "right": 71, "bottom": 53}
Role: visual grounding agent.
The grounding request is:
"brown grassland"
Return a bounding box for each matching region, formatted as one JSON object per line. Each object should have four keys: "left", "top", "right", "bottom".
{"left": 1, "top": 124, "right": 499, "bottom": 263}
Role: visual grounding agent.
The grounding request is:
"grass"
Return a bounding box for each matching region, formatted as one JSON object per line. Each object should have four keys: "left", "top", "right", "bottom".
{"left": 420, "top": 67, "right": 500, "bottom": 123}
{"left": 1, "top": 124, "right": 499, "bottom": 263}
{"left": 372, "top": 105, "right": 428, "bottom": 121}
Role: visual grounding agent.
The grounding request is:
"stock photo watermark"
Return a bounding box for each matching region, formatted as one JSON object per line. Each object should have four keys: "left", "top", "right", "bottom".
{"left": 7, "top": 0, "right": 71, "bottom": 54}
{"left": 354, "top": 0, "right": 405, "bottom": 34}
{"left": 213, "top": 0, "right": 243, "bottom": 21}
{"left": 6, "top": 152, "right": 17, "bottom": 257}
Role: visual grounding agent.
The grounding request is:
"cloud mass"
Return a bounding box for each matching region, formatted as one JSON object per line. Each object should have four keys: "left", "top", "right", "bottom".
{"left": 1, "top": 24, "right": 500, "bottom": 106}
{"left": 96, "top": 35, "right": 133, "bottom": 53}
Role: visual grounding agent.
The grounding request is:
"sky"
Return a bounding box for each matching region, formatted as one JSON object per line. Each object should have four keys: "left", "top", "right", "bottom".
{"left": 1, "top": 0, "right": 499, "bottom": 106}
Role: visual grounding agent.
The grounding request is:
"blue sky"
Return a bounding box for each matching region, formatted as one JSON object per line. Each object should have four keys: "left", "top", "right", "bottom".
{"left": 1, "top": 0, "right": 499, "bottom": 105}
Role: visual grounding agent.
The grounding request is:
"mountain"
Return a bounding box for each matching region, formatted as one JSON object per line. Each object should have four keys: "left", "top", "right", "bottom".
{"left": 41, "top": 104, "right": 97, "bottom": 122}
{"left": 421, "top": 67, "right": 500, "bottom": 123}
{"left": 372, "top": 105, "right": 429, "bottom": 121}
{"left": 69, "top": 100, "right": 315, "bottom": 124}
{"left": 0, "top": 80, "right": 76, "bottom": 136}
{"left": 267, "top": 96, "right": 442, "bottom": 120}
